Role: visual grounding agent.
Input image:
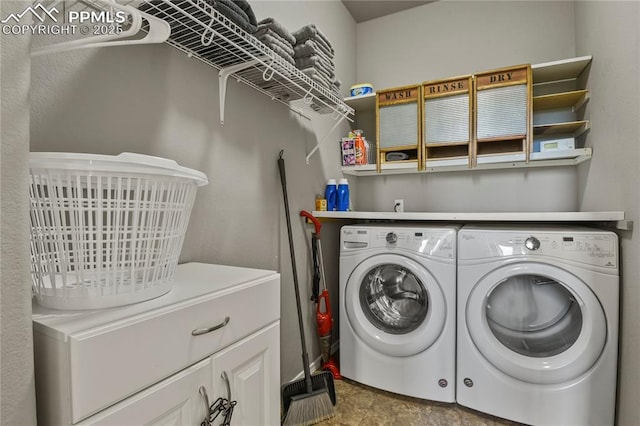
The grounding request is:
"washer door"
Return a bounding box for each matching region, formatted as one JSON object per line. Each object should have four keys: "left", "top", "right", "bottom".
{"left": 345, "top": 254, "right": 446, "bottom": 357}
{"left": 466, "top": 262, "right": 606, "bottom": 384}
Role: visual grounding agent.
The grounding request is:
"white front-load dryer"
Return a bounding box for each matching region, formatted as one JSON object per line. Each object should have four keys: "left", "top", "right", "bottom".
{"left": 339, "top": 224, "right": 457, "bottom": 402}
{"left": 457, "top": 225, "right": 619, "bottom": 425}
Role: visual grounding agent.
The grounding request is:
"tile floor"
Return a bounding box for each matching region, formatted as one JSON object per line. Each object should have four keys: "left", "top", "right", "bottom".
{"left": 315, "top": 378, "right": 521, "bottom": 426}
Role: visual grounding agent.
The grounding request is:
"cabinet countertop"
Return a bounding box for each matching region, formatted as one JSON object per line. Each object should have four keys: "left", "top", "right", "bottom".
{"left": 32, "top": 263, "right": 278, "bottom": 337}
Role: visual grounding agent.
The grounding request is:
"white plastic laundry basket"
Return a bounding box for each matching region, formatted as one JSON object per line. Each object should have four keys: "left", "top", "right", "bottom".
{"left": 28, "top": 152, "right": 208, "bottom": 310}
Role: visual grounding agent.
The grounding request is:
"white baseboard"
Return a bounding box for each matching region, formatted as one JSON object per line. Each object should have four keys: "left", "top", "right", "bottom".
{"left": 288, "top": 339, "right": 339, "bottom": 382}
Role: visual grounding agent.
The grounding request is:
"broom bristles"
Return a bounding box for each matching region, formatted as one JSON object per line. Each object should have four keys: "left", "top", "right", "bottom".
{"left": 282, "top": 389, "right": 336, "bottom": 426}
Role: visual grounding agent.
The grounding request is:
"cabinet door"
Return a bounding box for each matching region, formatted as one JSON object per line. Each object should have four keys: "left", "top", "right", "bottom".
{"left": 78, "top": 358, "right": 211, "bottom": 426}
{"left": 211, "top": 322, "right": 280, "bottom": 426}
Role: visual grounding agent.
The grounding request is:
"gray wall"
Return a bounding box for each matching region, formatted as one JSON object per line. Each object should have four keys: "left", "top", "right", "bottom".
{"left": 354, "top": 1, "right": 579, "bottom": 213}
{"left": 1, "top": 2, "right": 37, "bottom": 425}
{"left": 29, "top": 1, "right": 356, "bottom": 384}
{"left": 574, "top": 2, "right": 640, "bottom": 424}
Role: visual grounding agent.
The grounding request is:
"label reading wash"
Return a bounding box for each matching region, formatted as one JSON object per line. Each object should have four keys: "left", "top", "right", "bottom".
{"left": 378, "top": 87, "right": 420, "bottom": 105}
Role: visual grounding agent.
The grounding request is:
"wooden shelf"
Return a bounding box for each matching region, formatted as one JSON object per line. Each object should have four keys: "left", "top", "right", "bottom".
{"left": 534, "top": 120, "right": 590, "bottom": 137}
{"left": 531, "top": 56, "right": 592, "bottom": 84}
{"left": 343, "top": 148, "right": 592, "bottom": 175}
{"left": 533, "top": 90, "right": 589, "bottom": 111}
{"left": 344, "top": 93, "right": 377, "bottom": 112}
{"left": 425, "top": 141, "right": 469, "bottom": 147}
{"left": 424, "top": 143, "right": 470, "bottom": 161}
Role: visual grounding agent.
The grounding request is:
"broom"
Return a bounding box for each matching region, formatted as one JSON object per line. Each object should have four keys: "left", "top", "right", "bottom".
{"left": 278, "top": 151, "right": 336, "bottom": 426}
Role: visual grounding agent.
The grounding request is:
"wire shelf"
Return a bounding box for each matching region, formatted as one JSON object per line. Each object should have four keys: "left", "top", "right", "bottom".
{"left": 132, "top": 0, "right": 354, "bottom": 121}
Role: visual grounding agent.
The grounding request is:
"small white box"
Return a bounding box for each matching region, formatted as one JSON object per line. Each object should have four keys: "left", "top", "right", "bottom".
{"left": 535, "top": 137, "right": 575, "bottom": 152}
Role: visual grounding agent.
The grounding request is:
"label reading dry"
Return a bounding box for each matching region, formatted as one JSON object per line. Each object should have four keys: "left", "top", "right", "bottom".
{"left": 476, "top": 67, "right": 528, "bottom": 89}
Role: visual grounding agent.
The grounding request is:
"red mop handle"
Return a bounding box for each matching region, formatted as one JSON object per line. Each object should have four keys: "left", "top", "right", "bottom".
{"left": 300, "top": 210, "right": 321, "bottom": 236}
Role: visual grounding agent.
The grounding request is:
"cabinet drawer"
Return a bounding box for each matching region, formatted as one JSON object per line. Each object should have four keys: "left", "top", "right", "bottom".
{"left": 68, "top": 275, "right": 279, "bottom": 423}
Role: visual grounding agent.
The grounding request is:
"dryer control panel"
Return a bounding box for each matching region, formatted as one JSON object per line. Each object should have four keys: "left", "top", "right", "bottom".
{"left": 459, "top": 229, "right": 618, "bottom": 269}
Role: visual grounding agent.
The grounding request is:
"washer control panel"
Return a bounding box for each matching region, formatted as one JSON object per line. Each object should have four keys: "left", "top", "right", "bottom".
{"left": 341, "top": 226, "right": 456, "bottom": 259}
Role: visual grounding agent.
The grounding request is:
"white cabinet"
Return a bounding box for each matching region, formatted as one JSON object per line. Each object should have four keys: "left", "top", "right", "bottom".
{"left": 211, "top": 323, "right": 280, "bottom": 426}
{"left": 33, "top": 263, "right": 280, "bottom": 426}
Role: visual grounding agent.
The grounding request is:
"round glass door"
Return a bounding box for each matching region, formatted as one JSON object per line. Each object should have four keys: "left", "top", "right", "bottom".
{"left": 359, "top": 264, "right": 428, "bottom": 335}
{"left": 486, "top": 274, "right": 583, "bottom": 358}
{"left": 345, "top": 254, "right": 446, "bottom": 357}
{"left": 466, "top": 263, "right": 606, "bottom": 384}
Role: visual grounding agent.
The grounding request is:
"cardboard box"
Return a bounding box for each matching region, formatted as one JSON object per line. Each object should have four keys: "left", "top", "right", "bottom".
{"left": 341, "top": 138, "right": 356, "bottom": 166}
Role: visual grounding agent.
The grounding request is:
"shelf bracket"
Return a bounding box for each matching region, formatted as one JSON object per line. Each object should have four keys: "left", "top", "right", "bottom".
{"left": 218, "top": 57, "right": 269, "bottom": 124}
{"left": 615, "top": 220, "right": 634, "bottom": 231}
{"left": 305, "top": 112, "right": 348, "bottom": 164}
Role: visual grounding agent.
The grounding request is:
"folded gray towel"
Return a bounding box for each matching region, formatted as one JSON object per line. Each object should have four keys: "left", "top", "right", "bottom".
{"left": 292, "top": 24, "right": 334, "bottom": 55}
{"left": 295, "top": 36, "right": 333, "bottom": 60}
{"left": 230, "top": 0, "right": 257, "bottom": 27}
{"left": 258, "top": 35, "right": 295, "bottom": 65}
{"left": 257, "top": 18, "right": 296, "bottom": 45}
{"left": 255, "top": 27, "right": 291, "bottom": 47}
{"left": 212, "top": 0, "right": 256, "bottom": 33}
{"left": 298, "top": 61, "right": 333, "bottom": 83}
{"left": 300, "top": 66, "right": 333, "bottom": 90}
{"left": 255, "top": 28, "right": 295, "bottom": 55}
{"left": 293, "top": 39, "right": 335, "bottom": 64}
{"left": 295, "top": 55, "right": 335, "bottom": 79}
{"left": 293, "top": 50, "right": 336, "bottom": 71}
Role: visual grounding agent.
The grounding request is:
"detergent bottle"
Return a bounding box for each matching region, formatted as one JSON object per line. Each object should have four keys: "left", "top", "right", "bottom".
{"left": 325, "top": 179, "right": 337, "bottom": 211}
{"left": 354, "top": 130, "right": 367, "bottom": 165}
{"left": 336, "top": 178, "right": 350, "bottom": 211}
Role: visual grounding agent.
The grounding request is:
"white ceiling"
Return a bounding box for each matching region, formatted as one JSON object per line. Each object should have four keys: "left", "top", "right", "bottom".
{"left": 342, "top": 0, "right": 434, "bottom": 23}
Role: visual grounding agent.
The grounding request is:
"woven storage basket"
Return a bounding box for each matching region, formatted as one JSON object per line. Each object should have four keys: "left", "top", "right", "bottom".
{"left": 28, "top": 152, "right": 208, "bottom": 310}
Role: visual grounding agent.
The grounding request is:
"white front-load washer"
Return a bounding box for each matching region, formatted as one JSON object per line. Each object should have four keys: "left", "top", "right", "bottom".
{"left": 339, "top": 224, "right": 457, "bottom": 402}
{"left": 457, "top": 225, "right": 619, "bottom": 425}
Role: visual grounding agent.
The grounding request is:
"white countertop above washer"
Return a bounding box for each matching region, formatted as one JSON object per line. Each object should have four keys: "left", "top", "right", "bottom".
{"left": 311, "top": 211, "right": 629, "bottom": 229}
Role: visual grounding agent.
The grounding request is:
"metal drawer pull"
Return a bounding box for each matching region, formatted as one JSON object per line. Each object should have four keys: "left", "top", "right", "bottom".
{"left": 192, "top": 316, "right": 230, "bottom": 336}
{"left": 222, "top": 371, "right": 231, "bottom": 402}
{"left": 199, "top": 386, "right": 211, "bottom": 426}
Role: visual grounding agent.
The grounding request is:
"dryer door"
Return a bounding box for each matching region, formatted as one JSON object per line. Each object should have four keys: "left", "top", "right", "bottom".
{"left": 466, "top": 262, "right": 606, "bottom": 384}
{"left": 345, "top": 254, "right": 447, "bottom": 357}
